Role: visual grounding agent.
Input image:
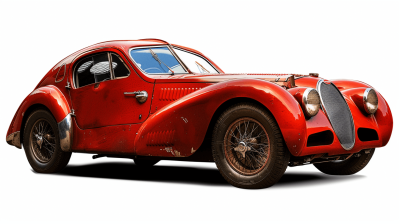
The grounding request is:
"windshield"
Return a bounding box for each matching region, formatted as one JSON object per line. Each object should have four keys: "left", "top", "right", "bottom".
{"left": 130, "top": 46, "right": 186, "bottom": 74}
{"left": 173, "top": 48, "right": 219, "bottom": 74}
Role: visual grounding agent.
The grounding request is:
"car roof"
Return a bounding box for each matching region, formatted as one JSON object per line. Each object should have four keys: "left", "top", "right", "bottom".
{"left": 70, "top": 39, "right": 169, "bottom": 58}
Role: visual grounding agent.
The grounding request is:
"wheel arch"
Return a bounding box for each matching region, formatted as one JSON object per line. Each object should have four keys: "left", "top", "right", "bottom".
{"left": 6, "top": 85, "right": 72, "bottom": 150}
{"left": 206, "top": 97, "right": 273, "bottom": 140}
{"left": 20, "top": 104, "right": 52, "bottom": 144}
{"left": 196, "top": 97, "right": 277, "bottom": 160}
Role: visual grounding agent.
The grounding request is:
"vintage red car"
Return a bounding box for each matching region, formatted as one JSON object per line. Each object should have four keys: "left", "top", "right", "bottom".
{"left": 6, "top": 39, "right": 393, "bottom": 189}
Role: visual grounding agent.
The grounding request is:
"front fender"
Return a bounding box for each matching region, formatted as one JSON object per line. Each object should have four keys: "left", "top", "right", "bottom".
{"left": 135, "top": 79, "right": 306, "bottom": 157}
{"left": 6, "top": 85, "right": 72, "bottom": 150}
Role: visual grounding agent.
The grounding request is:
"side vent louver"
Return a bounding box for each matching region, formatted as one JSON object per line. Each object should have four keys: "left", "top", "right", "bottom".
{"left": 159, "top": 88, "right": 201, "bottom": 101}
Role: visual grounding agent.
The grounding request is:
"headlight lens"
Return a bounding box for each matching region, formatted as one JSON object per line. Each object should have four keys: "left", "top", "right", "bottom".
{"left": 363, "top": 88, "right": 378, "bottom": 114}
{"left": 302, "top": 88, "right": 321, "bottom": 117}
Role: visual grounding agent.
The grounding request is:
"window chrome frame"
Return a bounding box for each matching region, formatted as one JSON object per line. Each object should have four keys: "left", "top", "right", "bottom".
{"left": 110, "top": 52, "right": 131, "bottom": 80}
{"left": 128, "top": 45, "right": 189, "bottom": 75}
{"left": 172, "top": 46, "right": 221, "bottom": 74}
{"left": 73, "top": 51, "right": 131, "bottom": 88}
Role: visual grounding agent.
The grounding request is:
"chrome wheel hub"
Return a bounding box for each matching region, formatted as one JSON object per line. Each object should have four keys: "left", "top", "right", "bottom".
{"left": 35, "top": 134, "right": 44, "bottom": 149}
{"left": 234, "top": 142, "right": 251, "bottom": 158}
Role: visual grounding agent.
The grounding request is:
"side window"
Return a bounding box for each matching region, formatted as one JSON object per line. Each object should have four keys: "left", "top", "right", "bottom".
{"left": 111, "top": 53, "right": 130, "bottom": 78}
{"left": 173, "top": 48, "right": 219, "bottom": 74}
{"left": 75, "top": 52, "right": 130, "bottom": 88}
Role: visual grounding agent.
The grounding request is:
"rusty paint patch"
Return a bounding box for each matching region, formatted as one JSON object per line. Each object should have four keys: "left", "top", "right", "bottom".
{"left": 160, "top": 147, "right": 176, "bottom": 156}
{"left": 174, "top": 150, "right": 183, "bottom": 157}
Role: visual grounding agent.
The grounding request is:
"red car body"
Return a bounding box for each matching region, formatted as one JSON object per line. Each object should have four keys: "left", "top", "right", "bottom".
{"left": 6, "top": 39, "right": 393, "bottom": 186}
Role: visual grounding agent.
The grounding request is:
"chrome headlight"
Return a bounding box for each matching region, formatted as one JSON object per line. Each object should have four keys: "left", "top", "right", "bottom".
{"left": 302, "top": 88, "right": 321, "bottom": 118}
{"left": 363, "top": 88, "right": 378, "bottom": 114}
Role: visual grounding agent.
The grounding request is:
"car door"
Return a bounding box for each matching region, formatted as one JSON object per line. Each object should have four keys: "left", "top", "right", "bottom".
{"left": 69, "top": 50, "right": 154, "bottom": 129}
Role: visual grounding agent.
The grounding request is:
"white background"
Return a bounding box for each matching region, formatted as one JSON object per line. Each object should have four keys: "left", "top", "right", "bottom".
{"left": 0, "top": 0, "right": 399, "bottom": 223}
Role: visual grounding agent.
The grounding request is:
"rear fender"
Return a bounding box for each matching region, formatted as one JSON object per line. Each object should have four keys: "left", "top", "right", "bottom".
{"left": 6, "top": 85, "right": 72, "bottom": 151}
{"left": 135, "top": 79, "right": 306, "bottom": 157}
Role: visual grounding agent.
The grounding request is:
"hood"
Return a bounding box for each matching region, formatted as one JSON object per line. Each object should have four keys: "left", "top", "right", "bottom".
{"left": 161, "top": 73, "right": 296, "bottom": 88}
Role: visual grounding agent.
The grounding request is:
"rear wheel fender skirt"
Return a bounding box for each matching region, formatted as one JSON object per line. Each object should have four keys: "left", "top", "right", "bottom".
{"left": 135, "top": 79, "right": 306, "bottom": 157}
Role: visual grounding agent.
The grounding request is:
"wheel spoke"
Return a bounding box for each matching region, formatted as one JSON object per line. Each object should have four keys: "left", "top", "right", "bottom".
{"left": 224, "top": 117, "right": 270, "bottom": 175}
{"left": 30, "top": 119, "right": 56, "bottom": 163}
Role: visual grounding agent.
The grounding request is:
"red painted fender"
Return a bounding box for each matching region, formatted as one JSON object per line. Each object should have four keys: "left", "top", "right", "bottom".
{"left": 134, "top": 79, "right": 306, "bottom": 157}
{"left": 6, "top": 85, "right": 71, "bottom": 146}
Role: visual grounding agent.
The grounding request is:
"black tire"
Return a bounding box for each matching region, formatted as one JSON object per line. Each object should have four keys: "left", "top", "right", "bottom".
{"left": 314, "top": 149, "right": 375, "bottom": 175}
{"left": 23, "top": 109, "right": 71, "bottom": 173}
{"left": 133, "top": 158, "right": 160, "bottom": 166}
{"left": 211, "top": 103, "right": 290, "bottom": 189}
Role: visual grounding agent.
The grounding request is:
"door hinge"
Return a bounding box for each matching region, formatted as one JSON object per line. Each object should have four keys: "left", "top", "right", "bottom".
{"left": 71, "top": 109, "right": 76, "bottom": 117}
{"left": 65, "top": 81, "right": 71, "bottom": 89}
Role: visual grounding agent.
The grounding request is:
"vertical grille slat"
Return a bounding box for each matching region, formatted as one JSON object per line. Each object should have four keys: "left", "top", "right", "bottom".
{"left": 317, "top": 80, "right": 355, "bottom": 150}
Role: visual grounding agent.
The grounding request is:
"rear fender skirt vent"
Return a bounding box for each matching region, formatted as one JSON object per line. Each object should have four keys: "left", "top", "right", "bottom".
{"left": 307, "top": 130, "right": 334, "bottom": 147}
{"left": 358, "top": 128, "right": 379, "bottom": 142}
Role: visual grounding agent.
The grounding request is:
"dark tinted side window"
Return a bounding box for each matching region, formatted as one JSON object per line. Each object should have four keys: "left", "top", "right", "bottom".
{"left": 75, "top": 53, "right": 111, "bottom": 87}
{"left": 111, "top": 53, "right": 130, "bottom": 78}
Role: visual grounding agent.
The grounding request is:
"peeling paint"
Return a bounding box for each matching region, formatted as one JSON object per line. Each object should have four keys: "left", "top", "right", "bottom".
{"left": 174, "top": 150, "right": 183, "bottom": 157}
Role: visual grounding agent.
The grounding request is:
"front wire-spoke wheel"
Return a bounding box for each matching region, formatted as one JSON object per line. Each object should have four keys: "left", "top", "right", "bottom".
{"left": 212, "top": 103, "right": 290, "bottom": 189}
{"left": 23, "top": 110, "right": 71, "bottom": 173}
{"left": 224, "top": 118, "right": 271, "bottom": 176}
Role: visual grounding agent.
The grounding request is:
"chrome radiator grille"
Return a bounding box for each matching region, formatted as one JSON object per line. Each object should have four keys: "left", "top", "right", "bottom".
{"left": 317, "top": 80, "right": 355, "bottom": 150}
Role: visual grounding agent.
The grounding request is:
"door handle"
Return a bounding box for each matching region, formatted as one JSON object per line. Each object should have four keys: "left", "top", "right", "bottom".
{"left": 124, "top": 91, "right": 148, "bottom": 103}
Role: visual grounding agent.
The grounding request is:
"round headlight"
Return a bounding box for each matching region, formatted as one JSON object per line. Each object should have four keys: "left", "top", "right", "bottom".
{"left": 302, "top": 88, "right": 321, "bottom": 117}
{"left": 363, "top": 88, "right": 378, "bottom": 114}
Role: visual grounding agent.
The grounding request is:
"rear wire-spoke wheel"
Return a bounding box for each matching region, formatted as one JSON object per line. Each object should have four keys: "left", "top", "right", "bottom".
{"left": 212, "top": 103, "right": 290, "bottom": 189}
{"left": 30, "top": 119, "right": 56, "bottom": 163}
{"left": 23, "top": 110, "right": 71, "bottom": 173}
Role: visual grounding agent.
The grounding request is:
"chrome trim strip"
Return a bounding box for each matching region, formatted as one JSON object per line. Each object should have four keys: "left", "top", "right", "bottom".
{"left": 128, "top": 45, "right": 189, "bottom": 75}
{"left": 58, "top": 114, "right": 73, "bottom": 152}
{"left": 110, "top": 52, "right": 131, "bottom": 79}
{"left": 6, "top": 131, "right": 21, "bottom": 149}
{"left": 316, "top": 79, "right": 356, "bottom": 150}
